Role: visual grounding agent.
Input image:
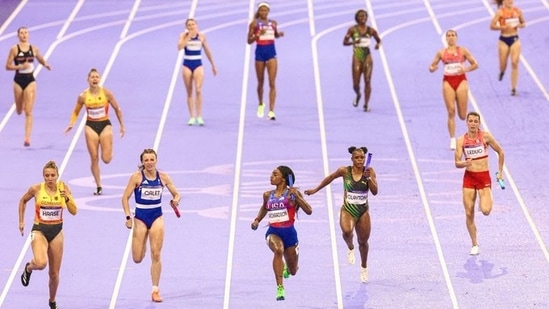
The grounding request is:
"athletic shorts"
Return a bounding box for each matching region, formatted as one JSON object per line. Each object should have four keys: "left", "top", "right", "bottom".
{"left": 463, "top": 170, "right": 491, "bottom": 190}
{"left": 265, "top": 225, "right": 298, "bottom": 249}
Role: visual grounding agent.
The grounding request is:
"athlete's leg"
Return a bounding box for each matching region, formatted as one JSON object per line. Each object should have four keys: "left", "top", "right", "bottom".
{"left": 509, "top": 40, "right": 521, "bottom": 92}
{"left": 283, "top": 245, "right": 299, "bottom": 276}
{"left": 463, "top": 187, "right": 478, "bottom": 246}
{"left": 362, "top": 55, "right": 373, "bottom": 111}
{"left": 22, "top": 82, "right": 37, "bottom": 143}
{"left": 98, "top": 125, "right": 114, "bottom": 164}
{"left": 497, "top": 40, "right": 510, "bottom": 77}
{"left": 12, "top": 82, "right": 24, "bottom": 115}
{"left": 339, "top": 208, "right": 357, "bottom": 251}
{"left": 352, "top": 57, "right": 362, "bottom": 104}
{"left": 267, "top": 234, "right": 285, "bottom": 286}
{"left": 84, "top": 126, "right": 102, "bottom": 189}
{"left": 47, "top": 232, "right": 64, "bottom": 303}
{"left": 192, "top": 66, "right": 205, "bottom": 118}
{"left": 148, "top": 216, "right": 165, "bottom": 287}
{"left": 355, "top": 212, "right": 371, "bottom": 269}
{"left": 455, "top": 80, "right": 469, "bottom": 121}
{"left": 442, "top": 82, "right": 458, "bottom": 139}
{"left": 29, "top": 231, "right": 49, "bottom": 271}
{"left": 477, "top": 187, "right": 493, "bottom": 216}
{"left": 182, "top": 66, "right": 195, "bottom": 118}
{"left": 265, "top": 58, "right": 278, "bottom": 112}
{"left": 255, "top": 61, "right": 266, "bottom": 105}
{"left": 131, "top": 218, "right": 149, "bottom": 263}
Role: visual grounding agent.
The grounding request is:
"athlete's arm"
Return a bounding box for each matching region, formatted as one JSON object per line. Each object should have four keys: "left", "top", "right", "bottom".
{"left": 429, "top": 50, "right": 442, "bottom": 73}
{"left": 160, "top": 172, "right": 181, "bottom": 206}
{"left": 484, "top": 132, "right": 505, "bottom": 178}
{"left": 105, "top": 88, "right": 125, "bottom": 137}
{"left": 463, "top": 47, "right": 479, "bottom": 73}
{"left": 247, "top": 20, "right": 258, "bottom": 45}
{"left": 372, "top": 28, "right": 381, "bottom": 49}
{"left": 18, "top": 184, "right": 39, "bottom": 236}
{"left": 33, "top": 46, "right": 51, "bottom": 70}
{"left": 202, "top": 35, "right": 217, "bottom": 76}
{"left": 65, "top": 94, "right": 85, "bottom": 133}
{"left": 304, "top": 166, "right": 346, "bottom": 195}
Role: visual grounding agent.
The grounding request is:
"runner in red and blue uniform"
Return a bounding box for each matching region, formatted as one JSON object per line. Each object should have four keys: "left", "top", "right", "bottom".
{"left": 251, "top": 166, "right": 312, "bottom": 301}
{"left": 247, "top": 2, "right": 284, "bottom": 120}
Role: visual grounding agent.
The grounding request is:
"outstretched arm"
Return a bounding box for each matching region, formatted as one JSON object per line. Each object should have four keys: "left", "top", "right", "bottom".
{"left": 304, "top": 166, "right": 346, "bottom": 195}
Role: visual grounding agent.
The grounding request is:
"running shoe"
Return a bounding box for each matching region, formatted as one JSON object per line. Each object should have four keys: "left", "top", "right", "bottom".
{"left": 268, "top": 111, "right": 276, "bottom": 120}
{"left": 511, "top": 89, "right": 516, "bottom": 96}
{"left": 197, "top": 117, "right": 204, "bottom": 126}
{"left": 23, "top": 138, "right": 30, "bottom": 147}
{"left": 151, "top": 290, "right": 163, "bottom": 302}
{"left": 276, "top": 285, "right": 285, "bottom": 301}
{"left": 498, "top": 72, "right": 504, "bottom": 81}
{"left": 283, "top": 264, "right": 290, "bottom": 279}
{"left": 347, "top": 249, "right": 355, "bottom": 265}
{"left": 257, "top": 103, "right": 265, "bottom": 118}
{"left": 450, "top": 137, "right": 456, "bottom": 150}
{"left": 94, "top": 187, "right": 102, "bottom": 196}
{"left": 21, "top": 262, "right": 31, "bottom": 287}
{"left": 188, "top": 117, "right": 196, "bottom": 126}
{"left": 49, "top": 301, "right": 59, "bottom": 309}
{"left": 363, "top": 104, "right": 370, "bottom": 112}
{"left": 360, "top": 266, "right": 369, "bottom": 283}
{"left": 353, "top": 93, "right": 361, "bottom": 107}
{"left": 470, "top": 245, "right": 480, "bottom": 255}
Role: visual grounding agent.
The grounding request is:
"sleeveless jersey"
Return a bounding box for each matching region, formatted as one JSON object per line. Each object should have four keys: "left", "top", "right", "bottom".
{"left": 134, "top": 171, "right": 163, "bottom": 208}
{"left": 183, "top": 35, "right": 202, "bottom": 60}
{"left": 441, "top": 47, "right": 465, "bottom": 76}
{"left": 499, "top": 7, "right": 521, "bottom": 28}
{"left": 255, "top": 19, "right": 276, "bottom": 46}
{"left": 343, "top": 166, "right": 369, "bottom": 213}
{"left": 352, "top": 26, "right": 372, "bottom": 61}
{"left": 265, "top": 189, "right": 295, "bottom": 228}
{"left": 14, "top": 44, "right": 35, "bottom": 74}
{"left": 463, "top": 131, "right": 488, "bottom": 160}
{"left": 84, "top": 87, "right": 109, "bottom": 121}
{"left": 34, "top": 182, "right": 66, "bottom": 225}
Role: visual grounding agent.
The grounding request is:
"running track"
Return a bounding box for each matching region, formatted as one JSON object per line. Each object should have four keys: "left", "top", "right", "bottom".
{"left": 0, "top": 0, "right": 548, "bottom": 308}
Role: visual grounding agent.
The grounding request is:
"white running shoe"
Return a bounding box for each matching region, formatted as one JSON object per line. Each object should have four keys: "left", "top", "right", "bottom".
{"left": 257, "top": 103, "right": 265, "bottom": 118}
{"left": 360, "top": 267, "right": 369, "bottom": 283}
{"left": 347, "top": 249, "right": 355, "bottom": 265}
{"left": 450, "top": 137, "right": 456, "bottom": 150}
{"left": 469, "top": 245, "right": 480, "bottom": 255}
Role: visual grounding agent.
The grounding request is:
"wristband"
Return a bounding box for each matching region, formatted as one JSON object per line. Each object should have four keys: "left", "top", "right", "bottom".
{"left": 126, "top": 215, "right": 131, "bottom": 220}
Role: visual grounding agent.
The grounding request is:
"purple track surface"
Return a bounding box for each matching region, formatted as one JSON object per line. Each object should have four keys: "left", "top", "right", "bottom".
{"left": 1, "top": 1, "right": 549, "bottom": 308}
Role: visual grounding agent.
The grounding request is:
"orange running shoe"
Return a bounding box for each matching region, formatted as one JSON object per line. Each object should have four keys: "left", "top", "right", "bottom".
{"left": 151, "top": 290, "right": 163, "bottom": 302}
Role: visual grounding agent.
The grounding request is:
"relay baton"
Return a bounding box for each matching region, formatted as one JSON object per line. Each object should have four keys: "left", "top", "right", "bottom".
{"left": 170, "top": 200, "right": 181, "bottom": 218}
{"left": 288, "top": 174, "right": 294, "bottom": 187}
{"left": 496, "top": 172, "right": 505, "bottom": 190}
{"left": 365, "top": 153, "right": 373, "bottom": 168}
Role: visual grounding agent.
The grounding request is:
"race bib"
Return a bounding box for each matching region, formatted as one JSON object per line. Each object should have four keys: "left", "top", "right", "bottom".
{"left": 139, "top": 187, "right": 162, "bottom": 200}
{"left": 39, "top": 206, "right": 63, "bottom": 222}
{"left": 259, "top": 28, "right": 275, "bottom": 40}
{"left": 464, "top": 144, "right": 486, "bottom": 159}
{"left": 505, "top": 17, "right": 519, "bottom": 28}
{"left": 19, "top": 62, "right": 34, "bottom": 74}
{"left": 444, "top": 63, "right": 463, "bottom": 75}
{"left": 346, "top": 191, "right": 368, "bottom": 205}
{"left": 356, "top": 37, "right": 371, "bottom": 48}
{"left": 88, "top": 107, "right": 106, "bottom": 119}
{"left": 268, "top": 208, "right": 289, "bottom": 224}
